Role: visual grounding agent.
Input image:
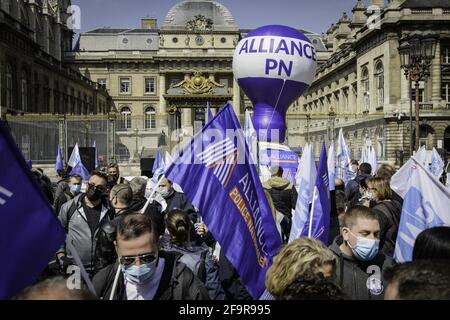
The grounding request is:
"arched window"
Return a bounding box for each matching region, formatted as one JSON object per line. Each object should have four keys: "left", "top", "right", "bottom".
{"left": 116, "top": 144, "right": 130, "bottom": 163}
{"left": 120, "top": 107, "right": 132, "bottom": 130}
{"left": 361, "top": 66, "right": 370, "bottom": 112}
{"left": 6, "top": 64, "right": 13, "bottom": 109}
{"left": 375, "top": 61, "right": 384, "bottom": 109}
{"left": 144, "top": 106, "right": 156, "bottom": 129}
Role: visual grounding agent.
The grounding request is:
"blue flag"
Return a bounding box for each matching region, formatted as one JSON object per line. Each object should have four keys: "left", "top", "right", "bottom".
{"left": 391, "top": 156, "right": 450, "bottom": 263}
{"left": 165, "top": 103, "right": 282, "bottom": 299}
{"left": 27, "top": 159, "right": 32, "bottom": 169}
{"left": 0, "top": 122, "right": 66, "bottom": 299}
{"left": 206, "top": 101, "right": 214, "bottom": 123}
{"left": 300, "top": 143, "right": 331, "bottom": 245}
{"left": 152, "top": 148, "right": 165, "bottom": 176}
{"left": 55, "top": 144, "right": 64, "bottom": 171}
{"left": 92, "top": 140, "right": 99, "bottom": 169}
{"left": 67, "top": 144, "right": 90, "bottom": 180}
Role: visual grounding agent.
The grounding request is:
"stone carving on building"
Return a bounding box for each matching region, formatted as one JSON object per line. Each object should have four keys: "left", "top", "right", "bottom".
{"left": 186, "top": 15, "right": 213, "bottom": 32}
{"left": 170, "top": 72, "right": 224, "bottom": 94}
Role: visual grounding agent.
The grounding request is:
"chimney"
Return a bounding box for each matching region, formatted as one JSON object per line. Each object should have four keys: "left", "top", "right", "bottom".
{"left": 369, "top": 0, "right": 385, "bottom": 9}
{"left": 352, "top": 0, "right": 366, "bottom": 26}
{"left": 141, "top": 18, "right": 157, "bottom": 29}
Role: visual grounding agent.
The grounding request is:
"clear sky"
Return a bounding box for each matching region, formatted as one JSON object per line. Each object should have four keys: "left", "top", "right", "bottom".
{"left": 71, "top": 0, "right": 371, "bottom": 36}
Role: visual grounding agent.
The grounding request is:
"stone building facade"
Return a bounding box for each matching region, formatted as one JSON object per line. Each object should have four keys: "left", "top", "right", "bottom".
{"left": 68, "top": 0, "right": 327, "bottom": 162}
{"left": 287, "top": 0, "right": 450, "bottom": 165}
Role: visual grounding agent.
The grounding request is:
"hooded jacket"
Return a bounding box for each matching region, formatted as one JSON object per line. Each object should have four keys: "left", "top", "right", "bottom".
{"left": 262, "top": 176, "right": 298, "bottom": 218}
{"left": 58, "top": 193, "right": 111, "bottom": 272}
{"left": 329, "top": 236, "right": 394, "bottom": 300}
{"left": 92, "top": 250, "right": 209, "bottom": 300}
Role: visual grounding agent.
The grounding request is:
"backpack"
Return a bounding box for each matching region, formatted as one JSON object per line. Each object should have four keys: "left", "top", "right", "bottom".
{"left": 373, "top": 200, "right": 402, "bottom": 255}
{"left": 178, "top": 250, "right": 208, "bottom": 283}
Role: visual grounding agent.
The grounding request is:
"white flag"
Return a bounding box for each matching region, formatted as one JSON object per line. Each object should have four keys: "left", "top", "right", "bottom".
{"left": 244, "top": 109, "right": 258, "bottom": 165}
{"left": 67, "top": 143, "right": 81, "bottom": 168}
{"left": 430, "top": 148, "right": 444, "bottom": 178}
{"left": 290, "top": 144, "right": 317, "bottom": 242}
{"left": 327, "top": 144, "right": 335, "bottom": 191}
{"left": 393, "top": 156, "right": 450, "bottom": 263}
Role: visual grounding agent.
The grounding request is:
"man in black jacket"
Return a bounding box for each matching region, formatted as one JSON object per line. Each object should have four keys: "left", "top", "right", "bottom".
{"left": 94, "top": 183, "right": 134, "bottom": 272}
{"left": 345, "top": 162, "right": 372, "bottom": 206}
{"left": 158, "top": 175, "right": 197, "bottom": 222}
{"left": 93, "top": 214, "right": 209, "bottom": 300}
{"left": 54, "top": 174, "right": 82, "bottom": 215}
{"left": 329, "top": 205, "right": 394, "bottom": 300}
{"left": 262, "top": 166, "right": 298, "bottom": 242}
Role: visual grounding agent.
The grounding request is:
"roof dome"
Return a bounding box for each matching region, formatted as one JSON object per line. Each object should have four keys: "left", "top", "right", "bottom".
{"left": 162, "top": 0, "right": 237, "bottom": 30}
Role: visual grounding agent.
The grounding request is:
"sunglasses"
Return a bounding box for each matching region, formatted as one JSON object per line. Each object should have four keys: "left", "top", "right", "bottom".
{"left": 119, "top": 252, "right": 157, "bottom": 267}
{"left": 87, "top": 183, "right": 106, "bottom": 192}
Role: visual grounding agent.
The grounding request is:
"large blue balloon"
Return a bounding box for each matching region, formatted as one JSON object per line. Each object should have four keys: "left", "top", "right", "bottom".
{"left": 233, "top": 25, "right": 317, "bottom": 143}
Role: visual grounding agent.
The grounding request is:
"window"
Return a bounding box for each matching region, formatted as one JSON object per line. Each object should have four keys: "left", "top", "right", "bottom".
{"left": 120, "top": 78, "right": 131, "bottom": 94}
{"left": 98, "top": 78, "right": 107, "bottom": 89}
{"left": 361, "top": 67, "right": 370, "bottom": 112}
{"left": 442, "top": 82, "right": 450, "bottom": 108}
{"left": 442, "top": 43, "right": 450, "bottom": 64}
{"left": 144, "top": 78, "right": 155, "bottom": 94}
{"left": 120, "top": 107, "right": 132, "bottom": 130}
{"left": 144, "top": 106, "right": 156, "bottom": 129}
{"left": 6, "top": 64, "right": 12, "bottom": 109}
{"left": 411, "top": 82, "right": 425, "bottom": 108}
{"left": 375, "top": 61, "right": 384, "bottom": 108}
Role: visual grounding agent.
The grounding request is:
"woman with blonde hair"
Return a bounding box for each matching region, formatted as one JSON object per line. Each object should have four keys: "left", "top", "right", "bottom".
{"left": 365, "top": 177, "right": 402, "bottom": 257}
{"left": 265, "top": 237, "right": 337, "bottom": 298}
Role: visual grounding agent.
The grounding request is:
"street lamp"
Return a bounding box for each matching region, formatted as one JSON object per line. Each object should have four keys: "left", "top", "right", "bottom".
{"left": 398, "top": 33, "right": 437, "bottom": 151}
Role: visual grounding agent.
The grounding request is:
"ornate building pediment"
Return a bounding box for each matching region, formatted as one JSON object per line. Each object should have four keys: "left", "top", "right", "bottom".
{"left": 186, "top": 14, "right": 213, "bottom": 32}
{"left": 170, "top": 72, "right": 224, "bottom": 94}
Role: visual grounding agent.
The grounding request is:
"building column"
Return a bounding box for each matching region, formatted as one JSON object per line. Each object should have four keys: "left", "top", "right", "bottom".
{"left": 158, "top": 73, "right": 168, "bottom": 129}
{"left": 232, "top": 78, "right": 241, "bottom": 117}
{"left": 431, "top": 41, "right": 442, "bottom": 109}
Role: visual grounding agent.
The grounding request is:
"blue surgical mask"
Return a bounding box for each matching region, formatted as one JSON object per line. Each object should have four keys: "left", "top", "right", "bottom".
{"left": 347, "top": 230, "right": 380, "bottom": 261}
{"left": 121, "top": 260, "right": 157, "bottom": 284}
{"left": 70, "top": 184, "right": 81, "bottom": 195}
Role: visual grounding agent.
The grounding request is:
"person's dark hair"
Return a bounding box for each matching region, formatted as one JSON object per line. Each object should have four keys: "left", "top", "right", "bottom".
{"left": 14, "top": 276, "right": 97, "bottom": 300}
{"left": 157, "top": 174, "right": 172, "bottom": 184}
{"left": 89, "top": 170, "right": 107, "bottom": 183}
{"left": 277, "top": 273, "right": 346, "bottom": 300}
{"left": 375, "top": 164, "right": 396, "bottom": 180}
{"left": 165, "top": 209, "right": 192, "bottom": 246}
{"left": 412, "top": 226, "right": 450, "bottom": 261}
{"left": 110, "top": 184, "right": 133, "bottom": 206}
{"left": 360, "top": 177, "right": 369, "bottom": 190}
{"left": 335, "top": 190, "right": 346, "bottom": 215}
{"left": 117, "top": 213, "right": 155, "bottom": 242}
{"left": 351, "top": 160, "right": 359, "bottom": 166}
{"left": 69, "top": 174, "right": 82, "bottom": 182}
{"left": 359, "top": 162, "right": 372, "bottom": 175}
{"left": 342, "top": 205, "right": 378, "bottom": 229}
{"left": 384, "top": 260, "right": 450, "bottom": 300}
{"left": 57, "top": 168, "right": 68, "bottom": 179}
{"left": 107, "top": 163, "right": 119, "bottom": 171}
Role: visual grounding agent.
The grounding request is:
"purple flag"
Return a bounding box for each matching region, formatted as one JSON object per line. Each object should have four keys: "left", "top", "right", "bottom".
{"left": 300, "top": 142, "right": 331, "bottom": 245}
{"left": 92, "top": 140, "right": 99, "bottom": 168}
{"left": 55, "top": 143, "right": 64, "bottom": 171}
{"left": 0, "top": 122, "right": 66, "bottom": 299}
{"left": 165, "top": 103, "right": 282, "bottom": 299}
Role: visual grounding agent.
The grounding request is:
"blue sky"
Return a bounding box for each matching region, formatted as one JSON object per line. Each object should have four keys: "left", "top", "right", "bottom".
{"left": 72, "top": 0, "right": 371, "bottom": 36}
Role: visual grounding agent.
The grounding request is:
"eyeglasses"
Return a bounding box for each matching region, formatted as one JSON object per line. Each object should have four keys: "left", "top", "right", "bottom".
{"left": 87, "top": 183, "right": 106, "bottom": 193}
{"left": 119, "top": 252, "right": 157, "bottom": 267}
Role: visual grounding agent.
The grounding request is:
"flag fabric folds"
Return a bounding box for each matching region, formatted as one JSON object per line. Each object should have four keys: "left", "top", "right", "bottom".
{"left": 244, "top": 109, "right": 258, "bottom": 165}
{"left": 67, "top": 143, "right": 90, "bottom": 180}
{"left": 290, "top": 144, "right": 317, "bottom": 242}
{"left": 0, "top": 122, "right": 66, "bottom": 299}
{"left": 336, "top": 128, "right": 352, "bottom": 183}
{"left": 300, "top": 143, "right": 330, "bottom": 245}
{"left": 327, "top": 143, "right": 335, "bottom": 191}
{"left": 430, "top": 147, "right": 444, "bottom": 178}
{"left": 164, "top": 103, "right": 281, "bottom": 299}
{"left": 55, "top": 144, "right": 64, "bottom": 171}
{"left": 392, "top": 156, "right": 450, "bottom": 263}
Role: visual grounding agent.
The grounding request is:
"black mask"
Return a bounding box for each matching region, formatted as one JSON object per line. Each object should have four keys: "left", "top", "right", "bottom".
{"left": 107, "top": 175, "right": 117, "bottom": 184}
{"left": 86, "top": 186, "right": 103, "bottom": 202}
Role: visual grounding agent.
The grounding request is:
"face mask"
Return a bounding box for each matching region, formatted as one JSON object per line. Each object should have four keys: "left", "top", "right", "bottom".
{"left": 347, "top": 230, "right": 379, "bottom": 261}
{"left": 158, "top": 186, "right": 171, "bottom": 198}
{"left": 70, "top": 184, "right": 81, "bottom": 195}
{"left": 121, "top": 260, "right": 157, "bottom": 284}
{"left": 86, "top": 186, "right": 103, "bottom": 202}
{"left": 108, "top": 175, "right": 118, "bottom": 184}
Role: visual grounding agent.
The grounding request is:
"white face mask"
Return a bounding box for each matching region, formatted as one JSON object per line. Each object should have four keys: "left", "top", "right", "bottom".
{"left": 158, "top": 186, "right": 171, "bottom": 198}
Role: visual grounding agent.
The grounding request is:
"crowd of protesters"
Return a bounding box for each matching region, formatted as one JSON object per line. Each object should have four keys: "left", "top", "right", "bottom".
{"left": 17, "top": 160, "right": 450, "bottom": 300}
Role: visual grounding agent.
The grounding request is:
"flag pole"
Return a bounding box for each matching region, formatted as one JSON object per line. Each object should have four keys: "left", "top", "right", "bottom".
{"left": 140, "top": 174, "right": 166, "bottom": 214}
{"left": 308, "top": 186, "right": 318, "bottom": 238}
